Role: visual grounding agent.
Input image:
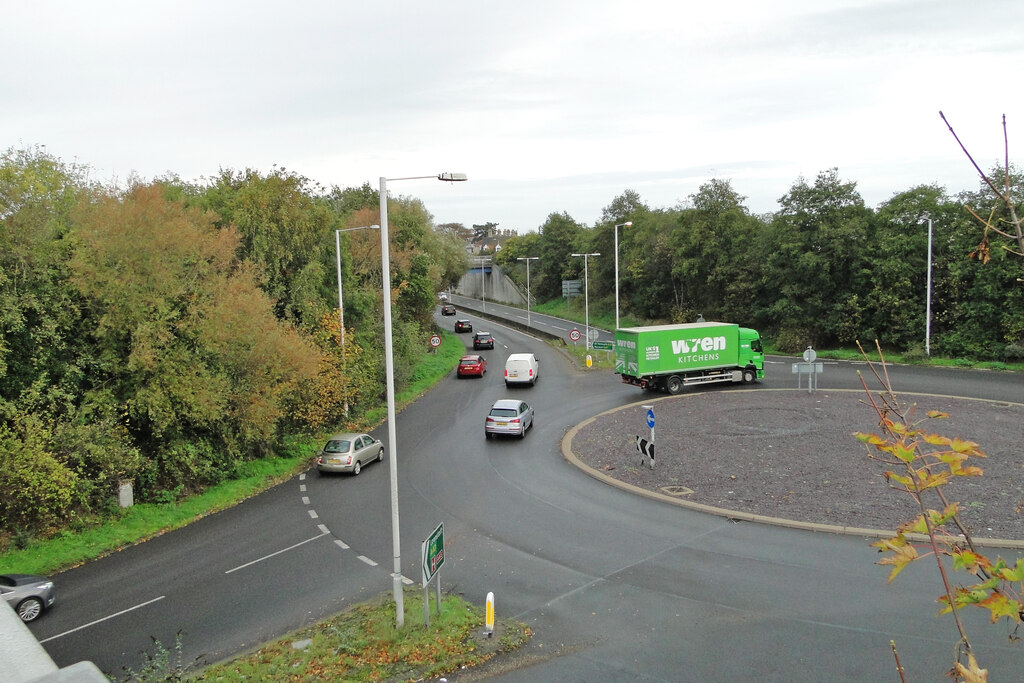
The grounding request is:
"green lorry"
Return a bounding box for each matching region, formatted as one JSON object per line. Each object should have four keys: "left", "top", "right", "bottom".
{"left": 615, "top": 322, "right": 764, "bottom": 394}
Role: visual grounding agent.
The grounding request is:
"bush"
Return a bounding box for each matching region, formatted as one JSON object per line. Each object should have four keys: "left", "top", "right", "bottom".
{"left": 773, "top": 327, "right": 815, "bottom": 354}
{"left": 0, "top": 425, "right": 78, "bottom": 531}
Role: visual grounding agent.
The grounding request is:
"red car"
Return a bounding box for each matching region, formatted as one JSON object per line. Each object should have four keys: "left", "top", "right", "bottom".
{"left": 457, "top": 354, "right": 487, "bottom": 378}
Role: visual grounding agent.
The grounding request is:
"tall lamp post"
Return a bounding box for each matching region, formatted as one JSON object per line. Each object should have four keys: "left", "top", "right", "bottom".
{"left": 926, "top": 217, "right": 933, "bottom": 356}
{"left": 335, "top": 225, "right": 380, "bottom": 349}
{"left": 571, "top": 252, "right": 600, "bottom": 350}
{"left": 516, "top": 256, "right": 539, "bottom": 326}
{"left": 380, "top": 172, "right": 467, "bottom": 628}
{"left": 613, "top": 221, "right": 633, "bottom": 330}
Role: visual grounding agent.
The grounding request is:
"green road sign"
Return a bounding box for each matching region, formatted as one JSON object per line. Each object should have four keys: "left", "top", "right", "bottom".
{"left": 592, "top": 340, "right": 614, "bottom": 350}
{"left": 421, "top": 522, "right": 444, "bottom": 587}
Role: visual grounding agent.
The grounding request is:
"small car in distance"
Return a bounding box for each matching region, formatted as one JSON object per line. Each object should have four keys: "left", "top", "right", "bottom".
{"left": 1, "top": 573, "right": 55, "bottom": 623}
{"left": 441, "top": 304, "right": 456, "bottom": 315}
{"left": 454, "top": 319, "right": 473, "bottom": 333}
{"left": 473, "top": 331, "right": 495, "bottom": 350}
{"left": 484, "top": 399, "right": 534, "bottom": 439}
{"left": 316, "top": 432, "right": 384, "bottom": 475}
{"left": 457, "top": 354, "right": 487, "bottom": 378}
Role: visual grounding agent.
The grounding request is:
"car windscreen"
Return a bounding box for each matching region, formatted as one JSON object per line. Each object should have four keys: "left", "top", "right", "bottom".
{"left": 459, "top": 358, "right": 478, "bottom": 365}
{"left": 324, "top": 440, "right": 351, "bottom": 453}
{"left": 489, "top": 408, "right": 517, "bottom": 418}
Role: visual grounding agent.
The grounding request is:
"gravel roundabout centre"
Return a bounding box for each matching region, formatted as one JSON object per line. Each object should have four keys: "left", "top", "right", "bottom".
{"left": 565, "top": 389, "right": 1024, "bottom": 547}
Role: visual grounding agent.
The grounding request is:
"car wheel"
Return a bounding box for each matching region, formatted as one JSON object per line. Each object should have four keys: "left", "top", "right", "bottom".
{"left": 376, "top": 448, "right": 384, "bottom": 462}
{"left": 17, "top": 597, "right": 43, "bottom": 623}
{"left": 353, "top": 461, "right": 361, "bottom": 476}
{"left": 485, "top": 431, "right": 492, "bottom": 439}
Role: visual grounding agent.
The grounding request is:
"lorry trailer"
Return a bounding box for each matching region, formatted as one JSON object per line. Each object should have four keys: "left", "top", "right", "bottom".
{"left": 615, "top": 322, "right": 764, "bottom": 393}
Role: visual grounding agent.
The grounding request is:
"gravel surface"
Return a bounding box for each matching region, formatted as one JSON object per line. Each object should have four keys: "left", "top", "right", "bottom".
{"left": 570, "top": 389, "right": 1024, "bottom": 541}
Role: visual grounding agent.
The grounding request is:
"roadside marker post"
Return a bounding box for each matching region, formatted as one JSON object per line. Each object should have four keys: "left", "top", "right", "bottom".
{"left": 636, "top": 405, "right": 655, "bottom": 469}
{"left": 484, "top": 592, "right": 495, "bottom": 637}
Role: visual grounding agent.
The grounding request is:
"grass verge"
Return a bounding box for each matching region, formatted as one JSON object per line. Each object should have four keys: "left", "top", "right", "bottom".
{"left": 175, "top": 588, "right": 530, "bottom": 682}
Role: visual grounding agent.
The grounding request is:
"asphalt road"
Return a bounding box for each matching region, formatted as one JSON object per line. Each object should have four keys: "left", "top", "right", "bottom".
{"left": 30, "top": 307, "right": 1024, "bottom": 681}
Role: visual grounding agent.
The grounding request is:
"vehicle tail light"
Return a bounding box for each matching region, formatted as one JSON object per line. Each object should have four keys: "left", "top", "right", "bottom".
{"left": 529, "top": 369, "right": 534, "bottom": 377}
{"left": 510, "top": 418, "right": 520, "bottom": 424}
{"left": 504, "top": 369, "right": 508, "bottom": 377}
{"left": 317, "top": 456, "right": 323, "bottom": 464}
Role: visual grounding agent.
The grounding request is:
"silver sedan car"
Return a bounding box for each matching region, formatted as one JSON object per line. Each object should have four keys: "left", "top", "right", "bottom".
{"left": 484, "top": 399, "right": 535, "bottom": 439}
{"left": 1, "top": 573, "right": 55, "bottom": 622}
{"left": 316, "top": 432, "right": 384, "bottom": 475}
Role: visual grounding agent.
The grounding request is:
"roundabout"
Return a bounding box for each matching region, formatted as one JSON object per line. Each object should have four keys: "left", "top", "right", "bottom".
{"left": 565, "top": 388, "right": 1024, "bottom": 547}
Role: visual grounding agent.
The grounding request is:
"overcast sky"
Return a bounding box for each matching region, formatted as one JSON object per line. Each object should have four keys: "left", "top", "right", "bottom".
{"left": 4, "top": 1, "right": 1023, "bottom": 233}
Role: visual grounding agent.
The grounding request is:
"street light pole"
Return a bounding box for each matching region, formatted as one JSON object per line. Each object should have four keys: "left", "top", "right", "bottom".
{"left": 926, "top": 218, "right": 933, "bottom": 356}
{"left": 379, "top": 172, "right": 467, "bottom": 628}
{"left": 571, "top": 252, "right": 600, "bottom": 350}
{"left": 613, "top": 222, "right": 633, "bottom": 330}
{"left": 516, "top": 256, "right": 539, "bottom": 326}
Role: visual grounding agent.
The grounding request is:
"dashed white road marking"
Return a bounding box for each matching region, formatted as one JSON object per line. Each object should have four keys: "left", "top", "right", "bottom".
{"left": 40, "top": 596, "right": 166, "bottom": 643}
{"left": 225, "top": 533, "right": 329, "bottom": 574}
{"left": 317, "top": 524, "right": 330, "bottom": 535}
{"left": 308, "top": 509, "right": 318, "bottom": 519}
{"left": 357, "top": 555, "right": 377, "bottom": 566}
{"left": 302, "top": 496, "right": 310, "bottom": 505}
{"left": 334, "top": 539, "right": 350, "bottom": 550}
{"left": 299, "top": 484, "right": 306, "bottom": 492}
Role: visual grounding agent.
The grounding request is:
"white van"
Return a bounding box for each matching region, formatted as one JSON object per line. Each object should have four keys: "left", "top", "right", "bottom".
{"left": 504, "top": 353, "right": 540, "bottom": 386}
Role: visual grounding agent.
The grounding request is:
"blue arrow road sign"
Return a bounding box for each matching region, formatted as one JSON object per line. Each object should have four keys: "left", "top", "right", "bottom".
{"left": 646, "top": 409, "right": 655, "bottom": 428}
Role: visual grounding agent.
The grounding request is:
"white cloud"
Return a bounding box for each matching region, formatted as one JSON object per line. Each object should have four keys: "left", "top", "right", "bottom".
{"left": 3, "top": 0, "right": 1022, "bottom": 232}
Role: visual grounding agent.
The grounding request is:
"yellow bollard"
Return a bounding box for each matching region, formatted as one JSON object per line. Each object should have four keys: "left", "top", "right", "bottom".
{"left": 485, "top": 592, "right": 494, "bottom": 636}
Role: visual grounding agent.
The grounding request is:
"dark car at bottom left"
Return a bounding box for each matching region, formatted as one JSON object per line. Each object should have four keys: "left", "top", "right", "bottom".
{"left": 1, "top": 573, "right": 55, "bottom": 622}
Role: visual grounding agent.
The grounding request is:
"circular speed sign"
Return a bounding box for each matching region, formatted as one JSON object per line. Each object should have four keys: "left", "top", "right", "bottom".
{"left": 569, "top": 328, "right": 582, "bottom": 342}
{"left": 429, "top": 334, "right": 441, "bottom": 348}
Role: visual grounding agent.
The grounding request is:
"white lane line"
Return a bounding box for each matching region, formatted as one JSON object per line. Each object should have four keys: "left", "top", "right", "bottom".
{"left": 334, "top": 539, "right": 349, "bottom": 550}
{"left": 308, "top": 510, "right": 319, "bottom": 519}
{"left": 299, "top": 484, "right": 306, "bottom": 492}
{"left": 302, "top": 496, "right": 310, "bottom": 505}
{"left": 357, "top": 555, "right": 377, "bottom": 566}
{"left": 317, "top": 524, "right": 330, "bottom": 535}
{"left": 225, "top": 533, "right": 328, "bottom": 574}
{"left": 551, "top": 325, "right": 569, "bottom": 331}
{"left": 40, "top": 596, "right": 166, "bottom": 643}
{"left": 299, "top": 473, "right": 306, "bottom": 481}
{"left": 401, "top": 576, "right": 414, "bottom": 585}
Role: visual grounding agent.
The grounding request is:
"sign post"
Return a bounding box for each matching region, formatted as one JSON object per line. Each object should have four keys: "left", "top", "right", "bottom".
{"left": 421, "top": 522, "right": 445, "bottom": 626}
{"left": 636, "top": 405, "right": 655, "bottom": 469}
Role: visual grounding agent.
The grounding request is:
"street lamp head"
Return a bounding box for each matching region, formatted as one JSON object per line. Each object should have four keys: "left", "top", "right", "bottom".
{"left": 438, "top": 172, "right": 468, "bottom": 182}
{"left": 615, "top": 221, "right": 633, "bottom": 228}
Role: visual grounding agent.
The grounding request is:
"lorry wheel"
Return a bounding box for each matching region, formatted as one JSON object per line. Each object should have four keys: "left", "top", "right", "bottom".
{"left": 742, "top": 368, "right": 756, "bottom": 384}
{"left": 666, "top": 375, "right": 683, "bottom": 395}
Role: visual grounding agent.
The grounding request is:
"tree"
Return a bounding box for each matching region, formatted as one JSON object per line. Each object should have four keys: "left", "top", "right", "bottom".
{"left": 70, "top": 184, "right": 321, "bottom": 495}
{"left": 941, "top": 112, "right": 1024, "bottom": 261}
{"left": 197, "top": 167, "right": 336, "bottom": 325}
{"left": 756, "top": 168, "right": 874, "bottom": 349}
{"left": 535, "top": 212, "right": 585, "bottom": 301}
{"left": 855, "top": 346, "right": 1022, "bottom": 681}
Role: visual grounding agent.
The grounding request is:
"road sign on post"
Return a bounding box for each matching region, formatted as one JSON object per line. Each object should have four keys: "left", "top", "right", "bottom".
{"left": 638, "top": 405, "right": 655, "bottom": 469}
{"left": 569, "top": 328, "right": 581, "bottom": 342}
{"left": 592, "top": 340, "right": 613, "bottom": 350}
{"left": 429, "top": 334, "right": 441, "bottom": 348}
{"left": 422, "top": 522, "right": 444, "bottom": 587}
{"left": 421, "top": 522, "right": 445, "bottom": 626}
